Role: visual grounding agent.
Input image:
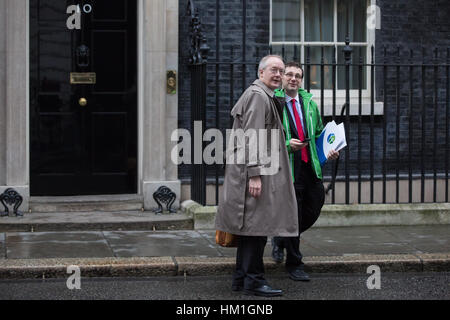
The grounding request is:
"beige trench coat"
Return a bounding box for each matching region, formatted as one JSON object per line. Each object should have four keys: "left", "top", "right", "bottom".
{"left": 215, "top": 80, "right": 299, "bottom": 237}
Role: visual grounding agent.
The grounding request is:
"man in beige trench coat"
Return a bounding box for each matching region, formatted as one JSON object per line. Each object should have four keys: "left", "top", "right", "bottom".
{"left": 215, "top": 55, "right": 298, "bottom": 297}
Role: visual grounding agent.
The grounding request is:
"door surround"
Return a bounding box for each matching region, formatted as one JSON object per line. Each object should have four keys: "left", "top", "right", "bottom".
{"left": 30, "top": 0, "right": 138, "bottom": 196}
{"left": 0, "top": 0, "right": 180, "bottom": 210}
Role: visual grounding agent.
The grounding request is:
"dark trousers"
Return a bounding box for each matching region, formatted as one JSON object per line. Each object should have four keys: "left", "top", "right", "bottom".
{"left": 233, "top": 235, "right": 268, "bottom": 289}
{"left": 273, "top": 160, "right": 325, "bottom": 271}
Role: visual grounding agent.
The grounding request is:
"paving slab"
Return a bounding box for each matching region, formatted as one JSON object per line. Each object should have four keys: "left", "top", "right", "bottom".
{"left": 381, "top": 225, "right": 450, "bottom": 253}
{"left": 300, "top": 226, "right": 419, "bottom": 256}
{"left": 197, "top": 231, "right": 329, "bottom": 258}
{"left": 103, "top": 231, "right": 221, "bottom": 258}
{"left": 196, "top": 230, "right": 236, "bottom": 257}
{"left": 0, "top": 225, "right": 448, "bottom": 279}
{"left": 6, "top": 232, "right": 113, "bottom": 259}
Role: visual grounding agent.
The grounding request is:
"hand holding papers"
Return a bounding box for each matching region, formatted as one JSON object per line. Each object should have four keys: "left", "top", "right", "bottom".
{"left": 316, "top": 121, "right": 347, "bottom": 166}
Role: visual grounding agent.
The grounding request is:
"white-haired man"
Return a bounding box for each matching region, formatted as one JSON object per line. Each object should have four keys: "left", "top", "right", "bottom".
{"left": 216, "top": 55, "right": 298, "bottom": 297}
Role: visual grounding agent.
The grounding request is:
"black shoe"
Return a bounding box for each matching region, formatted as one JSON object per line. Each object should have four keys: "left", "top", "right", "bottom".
{"left": 244, "top": 285, "right": 283, "bottom": 297}
{"left": 288, "top": 268, "right": 310, "bottom": 282}
{"left": 271, "top": 243, "right": 284, "bottom": 264}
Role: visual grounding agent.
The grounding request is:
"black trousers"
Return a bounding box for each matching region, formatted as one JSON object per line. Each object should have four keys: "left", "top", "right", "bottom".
{"left": 232, "top": 235, "right": 268, "bottom": 289}
{"left": 273, "top": 160, "right": 325, "bottom": 271}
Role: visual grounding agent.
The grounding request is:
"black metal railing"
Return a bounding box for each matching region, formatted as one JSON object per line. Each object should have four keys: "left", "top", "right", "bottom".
{"left": 187, "top": 0, "right": 209, "bottom": 205}
{"left": 186, "top": 1, "right": 450, "bottom": 206}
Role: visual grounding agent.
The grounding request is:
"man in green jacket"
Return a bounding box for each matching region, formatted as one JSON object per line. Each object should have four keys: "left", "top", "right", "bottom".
{"left": 272, "top": 61, "right": 339, "bottom": 281}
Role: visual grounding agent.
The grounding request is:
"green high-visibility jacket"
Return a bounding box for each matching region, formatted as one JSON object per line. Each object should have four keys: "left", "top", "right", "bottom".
{"left": 274, "top": 88, "right": 325, "bottom": 181}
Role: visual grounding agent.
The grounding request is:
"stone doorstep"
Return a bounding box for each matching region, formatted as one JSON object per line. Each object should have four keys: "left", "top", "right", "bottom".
{"left": 29, "top": 195, "right": 145, "bottom": 213}
{"left": 0, "top": 211, "right": 194, "bottom": 232}
{"left": 1, "top": 253, "right": 448, "bottom": 279}
{"left": 30, "top": 194, "right": 144, "bottom": 203}
{"left": 0, "top": 221, "right": 195, "bottom": 233}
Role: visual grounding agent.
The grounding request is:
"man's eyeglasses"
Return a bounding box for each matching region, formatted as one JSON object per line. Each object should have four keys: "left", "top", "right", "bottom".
{"left": 267, "top": 67, "right": 285, "bottom": 75}
{"left": 285, "top": 73, "right": 303, "bottom": 80}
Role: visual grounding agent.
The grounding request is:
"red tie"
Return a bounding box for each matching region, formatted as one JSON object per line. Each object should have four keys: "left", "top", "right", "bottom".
{"left": 292, "top": 99, "right": 309, "bottom": 163}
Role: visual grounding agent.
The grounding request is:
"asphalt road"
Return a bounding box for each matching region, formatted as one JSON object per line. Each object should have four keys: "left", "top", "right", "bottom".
{"left": 0, "top": 272, "right": 449, "bottom": 301}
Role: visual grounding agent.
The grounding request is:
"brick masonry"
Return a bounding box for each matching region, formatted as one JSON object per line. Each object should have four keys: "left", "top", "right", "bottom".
{"left": 178, "top": 0, "right": 449, "bottom": 181}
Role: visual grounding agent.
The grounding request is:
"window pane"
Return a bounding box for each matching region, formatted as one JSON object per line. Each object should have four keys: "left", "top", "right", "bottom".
{"left": 304, "top": 0, "right": 334, "bottom": 42}
{"left": 271, "top": 44, "right": 302, "bottom": 62}
{"left": 272, "top": 0, "right": 301, "bottom": 42}
{"left": 337, "top": 46, "right": 367, "bottom": 89}
{"left": 338, "top": 0, "right": 367, "bottom": 42}
{"left": 305, "top": 46, "right": 334, "bottom": 89}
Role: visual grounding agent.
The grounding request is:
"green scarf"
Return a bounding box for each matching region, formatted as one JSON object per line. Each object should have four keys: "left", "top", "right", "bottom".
{"left": 282, "top": 107, "right": 296, "bottom": 182}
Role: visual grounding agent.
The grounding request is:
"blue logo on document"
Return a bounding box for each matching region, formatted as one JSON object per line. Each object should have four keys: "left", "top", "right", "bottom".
{"left": 327, "top": 133, "right": 335, "bottom": 144}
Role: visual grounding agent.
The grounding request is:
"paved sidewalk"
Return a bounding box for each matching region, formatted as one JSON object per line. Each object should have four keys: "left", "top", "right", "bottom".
{"left": 0, "top": 225, "right": 449, "bottom": 279}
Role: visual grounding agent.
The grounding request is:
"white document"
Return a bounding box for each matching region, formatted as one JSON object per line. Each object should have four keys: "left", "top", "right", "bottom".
{"left": 315, "top": 121, "right": 347, "bottom": 166}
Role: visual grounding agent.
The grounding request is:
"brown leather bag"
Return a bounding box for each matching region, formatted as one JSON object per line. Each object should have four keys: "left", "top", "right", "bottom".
{"left": 215, "top": 230, "right": 238, "bottom": 247}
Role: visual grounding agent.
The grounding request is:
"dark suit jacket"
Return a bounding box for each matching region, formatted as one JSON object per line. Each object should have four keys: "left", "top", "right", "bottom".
{"left": 276, "top": 96, "right": 311, "bottom": 184}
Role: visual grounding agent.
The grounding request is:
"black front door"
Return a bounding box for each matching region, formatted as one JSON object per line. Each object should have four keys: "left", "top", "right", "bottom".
{"left": 30, "top": 0, "right": 138, "bottom": 196}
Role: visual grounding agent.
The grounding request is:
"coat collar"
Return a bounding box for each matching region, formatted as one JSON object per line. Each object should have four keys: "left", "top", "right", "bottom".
{"left": 274, "top": 88, "right": 313, "bottom": 100}
{"left": 298, "top": 88, "right": 313, "bottom": 100}
{"left": 252, "top": 79, "right": 275, "bottom": 97}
